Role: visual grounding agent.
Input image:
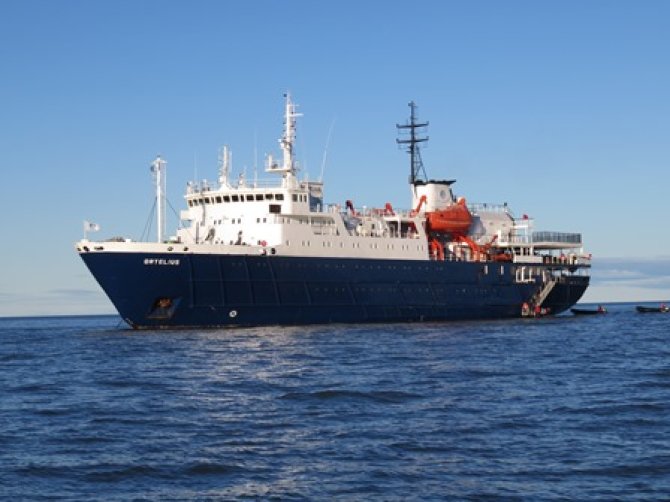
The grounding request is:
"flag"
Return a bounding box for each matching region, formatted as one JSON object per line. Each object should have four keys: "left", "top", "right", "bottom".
{"left": 84, "top": 220, "right": 100, "bottom": 232}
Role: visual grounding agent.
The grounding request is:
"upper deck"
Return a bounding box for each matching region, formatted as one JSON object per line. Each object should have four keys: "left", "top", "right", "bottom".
{"left": 79, "top": 94, "right": 590, "bottom": 273}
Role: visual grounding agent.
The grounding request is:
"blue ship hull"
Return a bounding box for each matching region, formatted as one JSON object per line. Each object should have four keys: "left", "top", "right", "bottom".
{"left": 80, "top": 252, "right": 588, "bottom": 328}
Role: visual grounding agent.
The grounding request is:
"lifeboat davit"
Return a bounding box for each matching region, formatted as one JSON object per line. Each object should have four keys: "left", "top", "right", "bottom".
{"left": 425, "top": 198, "right": 472, "bottom": 235}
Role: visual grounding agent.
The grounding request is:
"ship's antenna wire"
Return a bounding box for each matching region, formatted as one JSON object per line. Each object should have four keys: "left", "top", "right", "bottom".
{"left": 141, "top": 198, "right": 157, "bottom": 242}
{"left": 300, "top": 125, "right": 306, "bottom": 179}
{"left": 294, "top": 111, "right": 307, "bottom": 179}
{"left": 253, "top": 129, "right": 258, "bottom": 187}
{"left": 166, "top": 199, "right": 181, "bottom": 226}
{"left": 168, "top": 197, "right": 196, "bottom": 240}
{"left": 319, "top": 118, "right": 336, "bottom": 182}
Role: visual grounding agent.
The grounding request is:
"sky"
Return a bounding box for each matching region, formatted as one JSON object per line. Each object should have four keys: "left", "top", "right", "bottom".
{"left": 1, "top": 0, "right": 669, "bottom": 316}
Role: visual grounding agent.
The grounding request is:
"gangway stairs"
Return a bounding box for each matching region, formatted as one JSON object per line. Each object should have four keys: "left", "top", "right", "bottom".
{"left": 532, "top": 275, "right": 558, "bottom": 308}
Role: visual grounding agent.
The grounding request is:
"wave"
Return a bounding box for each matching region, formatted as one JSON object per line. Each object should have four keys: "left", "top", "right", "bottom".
{"left": 183, "top": 461, "right": 246, "bottom": 476}
{"left": 280, "top": 389, "right": 423, "bottom": 404}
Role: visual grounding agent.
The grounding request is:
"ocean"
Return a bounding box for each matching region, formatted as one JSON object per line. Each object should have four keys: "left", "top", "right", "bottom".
{"left": 1, "top": 304, "right": 669, "bottom": 500}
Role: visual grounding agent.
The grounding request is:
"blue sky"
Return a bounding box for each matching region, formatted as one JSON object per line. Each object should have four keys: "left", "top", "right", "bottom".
{"left": 1, "top": 0, "right": 669, "bottom": 316}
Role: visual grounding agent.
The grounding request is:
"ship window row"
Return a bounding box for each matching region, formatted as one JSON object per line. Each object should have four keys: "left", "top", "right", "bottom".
{"left": 280, "top": 217, "right": 336, "bottom": 226}
{"left": 270, "top": 262, "right": 459, "bottom": 275}
{"left": 284, "top": 240, "right": 424, "bottom": 252}
{"left": 217, "top": 217, "right": 269, "bottom": 224}
{"left": 515, "top": 266, "right": 543, "bottom": 283}
{"left": 454, "top": 287, "right": 497, "bottom": 297}
{"left": 188, "top": 193, "right": 285, "bottom": 207}
{"left": 311, "top": 286, "right": 348, "bottom": 293}
{"left": 292, "top": 194, "right": 307, "bottom": 202}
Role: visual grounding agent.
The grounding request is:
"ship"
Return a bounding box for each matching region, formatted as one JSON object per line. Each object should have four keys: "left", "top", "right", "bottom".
{"left": 76, "top": 95, "right": 590, "bottom": 328}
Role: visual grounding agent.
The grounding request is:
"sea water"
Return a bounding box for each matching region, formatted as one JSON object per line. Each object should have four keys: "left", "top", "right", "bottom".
{"left": 1, "top": 304, "right": 669, "bottom": 500}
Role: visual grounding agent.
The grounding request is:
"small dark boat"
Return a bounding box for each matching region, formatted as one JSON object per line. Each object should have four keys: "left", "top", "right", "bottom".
{"left": 636, "top": 305, "right": 670, "bottom": 313}
{"left": 571, "top": 306, "right": 607, "bottom": 316}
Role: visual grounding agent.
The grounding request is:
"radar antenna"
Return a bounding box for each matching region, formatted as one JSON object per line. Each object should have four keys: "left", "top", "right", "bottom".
{"left": 396, "top": 101, "right": 429, "bottom": 185}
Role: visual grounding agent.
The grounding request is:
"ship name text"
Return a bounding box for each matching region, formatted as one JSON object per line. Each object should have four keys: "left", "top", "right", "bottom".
{"left": 144, "top": 258, "right": 181, "bottom": 266}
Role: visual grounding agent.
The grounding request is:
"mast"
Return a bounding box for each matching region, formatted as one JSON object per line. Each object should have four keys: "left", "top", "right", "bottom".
{"left": 150, "top": 155, "right": 167, "bottom": 243}
{"left": 267, "top": 93, "right": 302, "bottom": 188}
{"left": 396, "top": 101, "right": 429, "bottom": 185}
{"left": 218, "top": 145, "right": 231, "bottom": 187}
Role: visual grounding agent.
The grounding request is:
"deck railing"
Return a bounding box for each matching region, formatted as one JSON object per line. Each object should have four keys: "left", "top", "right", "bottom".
{"left": 532, "top": 232, "right": 582, "bottom": 244}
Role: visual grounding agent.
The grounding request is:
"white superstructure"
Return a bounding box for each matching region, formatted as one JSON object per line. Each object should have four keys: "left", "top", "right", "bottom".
{"left": 80, "top": 94, "right": 590, "bottom": 271}
{"left": 161, "top": 94, "right": 589, "bottom": 267}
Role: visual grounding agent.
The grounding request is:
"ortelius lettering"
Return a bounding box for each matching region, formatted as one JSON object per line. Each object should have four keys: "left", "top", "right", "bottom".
{"left": 143, "top": 258, "right": 180, "bottom": 266}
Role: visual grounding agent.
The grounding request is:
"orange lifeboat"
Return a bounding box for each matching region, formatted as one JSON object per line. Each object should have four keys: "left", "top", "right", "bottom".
{"left": 425, "top": 198, "right": 472, "bottom": 235}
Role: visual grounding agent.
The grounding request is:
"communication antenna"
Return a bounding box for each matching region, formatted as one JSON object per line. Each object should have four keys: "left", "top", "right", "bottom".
{"left": 319, "top": 118, "right": 336, "bottom": 182}
{"left": 150, "top": 155, "right": 167, "bottom": 243}
{"left": 396, "top": 101, "right": 429, "bottom": 185}
{"left": 253, "top": 130, "right": 258, "bottom": 187}
{"left": 218, "top": 145, "right": 231, "bottom": 187}
{"left": 193, "top": 152, "right": 198, "bottom": 190}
